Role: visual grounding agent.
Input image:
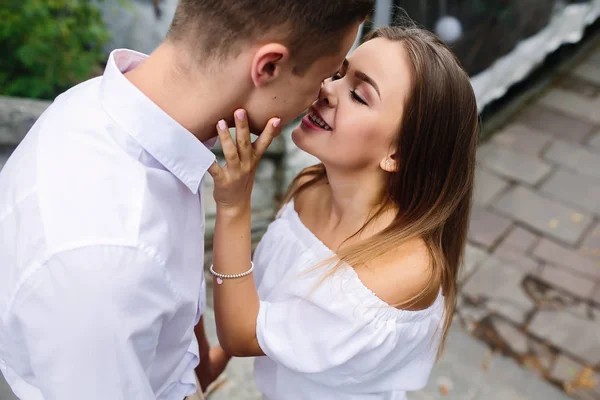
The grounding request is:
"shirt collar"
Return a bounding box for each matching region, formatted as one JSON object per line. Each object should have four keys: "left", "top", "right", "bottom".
{"left": 99, "top": 49, "right": 216, "bottom": 194}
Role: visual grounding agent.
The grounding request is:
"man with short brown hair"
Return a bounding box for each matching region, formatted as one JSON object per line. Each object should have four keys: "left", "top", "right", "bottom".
{"left": 168, "top": 0, "right": 370, "bottom": 72}
{"left": 0, "top": 0, "right": 373, "bottom": 399}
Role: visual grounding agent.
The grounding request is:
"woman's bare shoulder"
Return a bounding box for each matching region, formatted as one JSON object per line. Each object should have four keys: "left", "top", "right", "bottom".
{"left": 355, "top": 237, "right": 439, "bottom": 310}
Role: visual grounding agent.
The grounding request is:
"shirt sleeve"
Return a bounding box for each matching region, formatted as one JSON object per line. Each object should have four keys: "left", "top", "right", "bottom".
{"left": 8, "top": 244, "right": 179, "bottom": 400}
{"left": 255, "top": 267, "right": 441, "bottom": 388}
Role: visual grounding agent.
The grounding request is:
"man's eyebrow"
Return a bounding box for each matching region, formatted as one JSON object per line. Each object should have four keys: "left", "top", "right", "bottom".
{"left": 329, "top": 59, "right": 349, "bottom": 78}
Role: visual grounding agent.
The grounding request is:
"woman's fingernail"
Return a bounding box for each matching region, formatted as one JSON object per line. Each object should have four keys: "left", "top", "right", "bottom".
{"left": 272, "top": 118, "right": 281, "bottom": 128}
{"left": 235, "top": 109, "right": 246, "bottom": 121}
{"left": 218, "top": 119, "right": 227, "bottom": 131}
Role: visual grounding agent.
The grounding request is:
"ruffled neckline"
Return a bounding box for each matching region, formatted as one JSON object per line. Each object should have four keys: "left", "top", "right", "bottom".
{"left": 279, "top": 200, "right": 444, "bottom": 323}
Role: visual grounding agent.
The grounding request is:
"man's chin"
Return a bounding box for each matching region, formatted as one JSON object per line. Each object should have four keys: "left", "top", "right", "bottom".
{"left": 247, "top": 118, "right": 264, "bottom": 136}
{"left": 248, "top": 118, "right": 284, "bottom": 136}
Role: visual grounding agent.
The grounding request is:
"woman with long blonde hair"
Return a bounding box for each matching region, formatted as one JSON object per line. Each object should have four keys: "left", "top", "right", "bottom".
{"left": 207, "top": 24, "right": 479, "bottom": 399}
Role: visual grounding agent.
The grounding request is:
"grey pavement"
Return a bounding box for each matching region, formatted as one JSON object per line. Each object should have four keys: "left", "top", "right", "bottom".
{"left": 456, "top": 43, "right": 600, "bottom": 400}
{"left": 203, "top": 304, "right": 261, "bottom": 400}
{"left": 407, "top": 327, "right": 572, "bottom": 400}
{"left": 0, "top": 376, "right": 16, "bottom": 400}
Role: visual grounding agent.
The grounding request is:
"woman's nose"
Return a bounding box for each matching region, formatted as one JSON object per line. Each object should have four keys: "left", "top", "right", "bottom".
{"left": 319, "top": 81, "right": 337, "bottom": 108}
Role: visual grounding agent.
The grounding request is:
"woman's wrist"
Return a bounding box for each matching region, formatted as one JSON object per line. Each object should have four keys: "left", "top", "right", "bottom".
{"left": 216, "top": 202, "right": 251, "bottom": 219}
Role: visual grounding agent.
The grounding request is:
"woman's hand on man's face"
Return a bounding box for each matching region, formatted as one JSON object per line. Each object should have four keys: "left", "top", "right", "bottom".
{"left": 208, "top": 109, "right": 281, "bottom": 216}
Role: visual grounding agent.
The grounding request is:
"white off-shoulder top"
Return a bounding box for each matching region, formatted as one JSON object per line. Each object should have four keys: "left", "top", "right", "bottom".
{"left": 251, "top": 201, "right": 445, "bottom": 400}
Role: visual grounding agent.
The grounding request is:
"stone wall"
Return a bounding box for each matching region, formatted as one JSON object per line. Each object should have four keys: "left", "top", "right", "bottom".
{"left": 0, "top": 95, "right": 287, "bottom": 260}
{"left": 280, "top": 118, "right": 320, "bottom": 189}
{"left": 97, "top": 0, "right": 178, "bottom": 55}
{"left": 0, "top": 96, "right": 49, "bottom": 146}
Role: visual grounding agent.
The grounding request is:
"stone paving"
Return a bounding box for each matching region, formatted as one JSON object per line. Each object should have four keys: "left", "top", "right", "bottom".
{"left": 407, "top": 327, "right": 571, "bottom": 400}
{"left": 454, "top": 44, "right": 600, "bottom": 399}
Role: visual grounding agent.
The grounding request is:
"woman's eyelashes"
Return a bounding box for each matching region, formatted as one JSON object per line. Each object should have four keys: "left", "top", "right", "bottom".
{"left": 331, "top": 73, "right": 368, "bottom": 106}
{"left": 351, "top": 90, "right": 367, "bottom": 105}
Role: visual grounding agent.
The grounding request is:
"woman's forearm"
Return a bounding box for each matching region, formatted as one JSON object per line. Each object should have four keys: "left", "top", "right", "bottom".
{"left": 208, "top": 109, "right": 280, "bottom": 357}
{"left": 212, "top": 205, "right": 263, "bottom": 357}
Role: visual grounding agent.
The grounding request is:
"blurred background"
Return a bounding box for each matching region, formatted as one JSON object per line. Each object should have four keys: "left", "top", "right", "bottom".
{"left": 1, "top": 0, "right": 600, "bottom": 399}
{"left": 2, "top": 0, "right": 597, "bottom": 103}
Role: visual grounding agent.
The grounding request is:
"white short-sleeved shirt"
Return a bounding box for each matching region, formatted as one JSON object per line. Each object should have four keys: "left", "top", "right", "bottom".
{"left": 252, "top": 201, "right": 444, "bottom": 400}
{"left": 0, "top": 49, "right": 216, "bottom": 399}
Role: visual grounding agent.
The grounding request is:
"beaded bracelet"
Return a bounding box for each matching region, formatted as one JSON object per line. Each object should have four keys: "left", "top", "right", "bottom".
{"left": 209, "top": 262, "right": 254, "bottom": 285}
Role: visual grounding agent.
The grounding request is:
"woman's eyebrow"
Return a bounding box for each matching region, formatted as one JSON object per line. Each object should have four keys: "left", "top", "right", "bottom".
{"left": 345, "top": 59, "right": 380, "bottom": 99}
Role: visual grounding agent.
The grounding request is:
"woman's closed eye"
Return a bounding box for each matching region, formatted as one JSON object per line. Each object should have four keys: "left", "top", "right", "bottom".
{"left": 351, "top": 90, "right": 367, "bottom": 105}
{"left": 331, "top": 73, "right": 368, "bottom": 106}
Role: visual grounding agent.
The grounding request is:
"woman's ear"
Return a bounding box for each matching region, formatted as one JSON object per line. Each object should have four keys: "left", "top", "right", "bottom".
{"left": 250, "top": 43, "right": 290, "bottom": 88}
{"left": 380, "top": 154, "right": 398, "bottom": 172}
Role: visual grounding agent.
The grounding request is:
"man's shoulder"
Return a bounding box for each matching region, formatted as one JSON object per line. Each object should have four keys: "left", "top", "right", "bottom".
{"left": 42, "top": 76, "right": 106, "bottom": 127}
{"left": 55, "top": 75, "right": 103, "bottom": 103}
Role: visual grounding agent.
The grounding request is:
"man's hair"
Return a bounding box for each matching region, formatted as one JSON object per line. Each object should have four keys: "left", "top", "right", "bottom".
{"left": 167, "top": 0, "right": 374, "bottom": 73}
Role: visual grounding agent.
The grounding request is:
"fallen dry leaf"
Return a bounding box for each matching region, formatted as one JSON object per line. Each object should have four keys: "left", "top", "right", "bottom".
{"left": 437, "top": 377, "right": 453, "bottom": 396}
{"left": 574, "top": 367, "right": 597, "bottom": 389}
{"left": 440, "top": 385, "right": 449, "bottom": 396}
{"left": 563, "top": 366, "right": 597, "bottom": 395}
{"left": 481, "top": 349, "right": 494, "bottom": 371}
{"left": 570, "top": 213, "right": 584, "bottom": 223}
{"left": 522, "top": 354, "right": 546, "bottom": 376}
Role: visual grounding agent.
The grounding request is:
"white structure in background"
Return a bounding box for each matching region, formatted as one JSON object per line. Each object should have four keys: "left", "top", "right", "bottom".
{"left": 434, "top": 16, "right": 463, "bottom": 44}
{"left": 471, "top": 0, "right": 600, "bottom": 111}
{"left": 373, "top": 0, "right": 393, "bottom": 26}
{"left": 434, "top": 0, "right": 463, "bottom": 44}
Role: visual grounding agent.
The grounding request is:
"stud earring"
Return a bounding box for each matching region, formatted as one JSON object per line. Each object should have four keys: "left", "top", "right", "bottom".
{"left": 385, "top": 160, "right": 392, "bottom": 167}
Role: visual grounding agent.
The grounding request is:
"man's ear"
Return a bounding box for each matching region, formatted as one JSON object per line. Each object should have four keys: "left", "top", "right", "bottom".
{"left": 250, "top": 43, "right": 290, "bottom": 88}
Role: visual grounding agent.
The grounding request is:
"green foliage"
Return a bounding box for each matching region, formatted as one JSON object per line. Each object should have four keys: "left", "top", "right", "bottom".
{"left": 0, "top": 0, "right": 111, "bottom": 100}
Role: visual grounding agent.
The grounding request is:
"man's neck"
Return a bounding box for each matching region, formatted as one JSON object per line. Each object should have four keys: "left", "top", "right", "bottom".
{"left": 124, "top": 41, "right": 246, "bottom": 143}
